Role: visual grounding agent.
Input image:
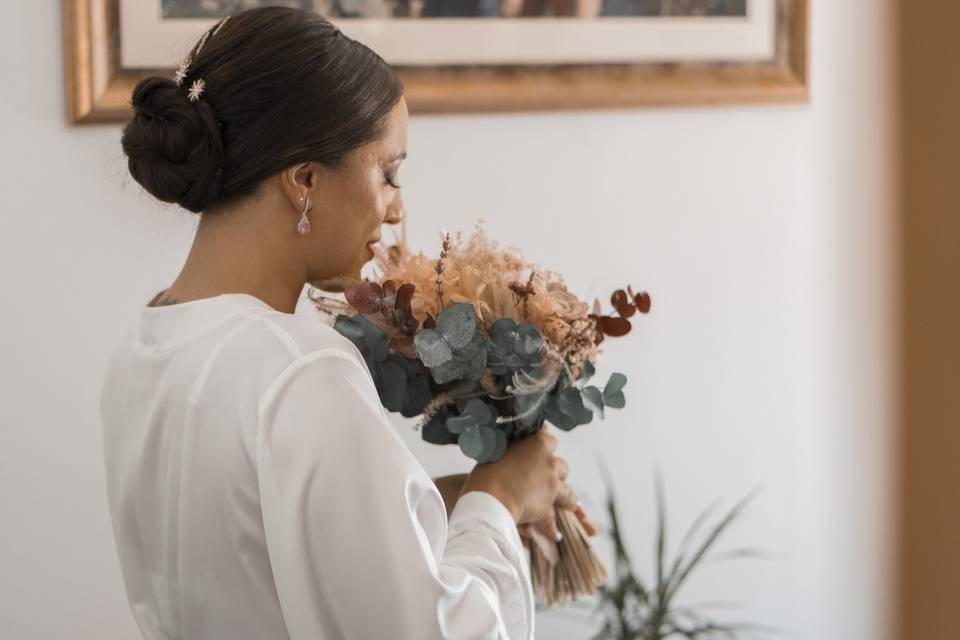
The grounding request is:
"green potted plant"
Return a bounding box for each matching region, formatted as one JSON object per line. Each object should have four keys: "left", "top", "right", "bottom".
{"left": 550, "top": 466, "right": 780, "bottom": 640}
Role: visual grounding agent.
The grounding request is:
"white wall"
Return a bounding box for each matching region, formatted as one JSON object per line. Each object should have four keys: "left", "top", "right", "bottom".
{"left": 0, "top": 1, "right": 896, "bottom": 638}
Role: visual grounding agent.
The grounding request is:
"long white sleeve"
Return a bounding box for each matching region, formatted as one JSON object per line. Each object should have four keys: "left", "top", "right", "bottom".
{"left": 256, "top": 348, "right": 536, "bottom": 640}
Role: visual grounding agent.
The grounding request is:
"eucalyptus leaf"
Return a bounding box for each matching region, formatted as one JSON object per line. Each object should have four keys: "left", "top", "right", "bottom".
{"left": 543, "top": 395, "right": 578, "bottom": 431}
{"left": 604, "top": 390, "right": 626, "bottom": 409}
{"left": 435, "top": 303, "right": 477, "bottom": 350}
{"left": 604, "top": 372, "right": 627, "bottom": 396}
{"left": 402, "top": 375, "right": 432, "bottom": 418}
{"left": 486, "top": 428, "right": 508, "bottom": 462}
{"left": 461, "top": 398, "right": 495, "bottom": 426}
{"left": 453, "top": 331, "right": 484, "bottom": 360}
{"left": 429, "top": 356, "right": 465, "bottom": 384}
{"left": 515, "top": 323, "right": 544, "bottom": 357}
{"left": 515, "top": 389, "right": 548, "bottom": 426}
{"left": 378, "top": 361, "right": 408, "bottom": 412}
{"left": 488, "top": 317, "right": 518, "bottom": 350}
{"left": 458, "top": 425, "right": 487, "bottom": 459}
{"left": 459, "top": 343, "right": 488, "bottom": 381}
{"left": 477, "top": 426, "right": 507, "bottom": 463}
{"left": 413, "top": 329, "right": 453, "bottom": 368}
{"left": 581, "top": 385, "right": 605, "bottom": 418}
{"left": 386, "top": 353, "right": 421, "bottom": 378}
{"left": 421, "top": 411, "right": 457, "bottom": 445}
{"left": 557, "top": 387, "right": 594, "bottom": 425}
{"left": 446, "top": 411, "right": 477, "bottom": 435}
{"left": 334, "top": 314, "right": 389, "bottom": 363}
{"left": 580, "top": 357, "right": 596, "bottom": 385}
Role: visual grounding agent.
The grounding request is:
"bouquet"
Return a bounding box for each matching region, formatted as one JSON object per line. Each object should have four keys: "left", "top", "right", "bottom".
{"left": 309, "top": 223, "right": 651, "bottom": 606}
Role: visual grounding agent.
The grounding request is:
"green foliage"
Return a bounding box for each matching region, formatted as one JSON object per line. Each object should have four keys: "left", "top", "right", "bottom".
{"left": 413, "top": 303, "right": 488, "bottom": 384}
{"left": 336, "top": 307, "right": 632, "bottom": 465}
{"left": 421, "top": 408, "right": 458, "bottom": 445}
{"left": 487, "top": 317, "right": 545, "bottom": 374}
{"left": 446, "top": 399, "right": 508, "bottom": 462}
{"left": 334, "top": 313, "right": 388, "bottom": 365}
{"left": 556, "top": 466, "right": 778, "bottom": 640}
{"left": 334, "top": 314, "right": 431, "bottom": 418}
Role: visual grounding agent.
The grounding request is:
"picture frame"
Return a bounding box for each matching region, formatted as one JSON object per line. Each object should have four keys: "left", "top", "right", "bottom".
{"left": 63, "top": 0, "right": 807, "bottom": 125}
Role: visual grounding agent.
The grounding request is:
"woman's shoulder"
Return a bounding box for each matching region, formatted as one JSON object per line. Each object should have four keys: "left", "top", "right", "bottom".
{"left": 253, "top": 308, "right": 362, "bottom": 362}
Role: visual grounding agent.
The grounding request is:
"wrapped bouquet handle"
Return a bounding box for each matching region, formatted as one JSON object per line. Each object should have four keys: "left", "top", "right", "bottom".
{"left": 526, "top": 504, "right": 609, "bottom": 606}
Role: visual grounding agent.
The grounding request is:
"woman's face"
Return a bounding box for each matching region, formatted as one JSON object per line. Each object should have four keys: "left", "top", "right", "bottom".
{"left": 305, "top": 96, "right": 408, "bottom": 289}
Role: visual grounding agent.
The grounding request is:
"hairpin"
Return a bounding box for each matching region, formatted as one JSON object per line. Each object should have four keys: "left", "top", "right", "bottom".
{"left": 173, "top": 15, "right": 231, "bottom": 98}
{"left": 174, "top": 54, "right": 191, "bottom": 87}
{"left": 212, "top": 15, "right": 231, "bottom": 37}
{"left": 195, "top": 30, "right": 212, "bottom": 57}
{"left": 187, "top": 78, "right": 206, "bottom": 102}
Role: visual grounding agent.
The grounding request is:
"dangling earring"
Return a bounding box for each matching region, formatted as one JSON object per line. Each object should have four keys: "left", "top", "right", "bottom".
{"left": 296, "top": 195, "right": 311, "bottom": 236}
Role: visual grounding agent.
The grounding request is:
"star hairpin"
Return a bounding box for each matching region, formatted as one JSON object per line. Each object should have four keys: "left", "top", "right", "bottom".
{"left": 187, "top": 78, "right": 206, "bottom": 102}
{"left": 213, "top": 15, "right": 231, "bottom": 37}
{"left": 174, "top": 54, "right": 191, "bottom": 86}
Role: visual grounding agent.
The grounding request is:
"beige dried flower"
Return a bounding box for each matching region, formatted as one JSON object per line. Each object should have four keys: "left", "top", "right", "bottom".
{"left": 371, "top": 221, "right": 599, "bottom": 374}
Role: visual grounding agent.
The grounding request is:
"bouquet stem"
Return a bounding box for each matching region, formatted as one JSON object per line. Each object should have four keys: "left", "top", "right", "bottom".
{"left": 526, "top": 505, "right": 609, "bottom": 607}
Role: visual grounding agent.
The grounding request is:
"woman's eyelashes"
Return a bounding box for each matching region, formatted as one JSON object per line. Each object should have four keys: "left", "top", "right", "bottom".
{"left": 384, "top": 171, "right": 401, "bottom": 189}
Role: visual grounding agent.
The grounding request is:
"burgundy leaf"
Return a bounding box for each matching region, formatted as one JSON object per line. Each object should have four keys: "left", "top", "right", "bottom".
{"left": 599, "top": 315, "right": 632, "bottom": 337}
{"left": 345, "top": 281, "right": 382, "bottom": 314}
{"left": 634, "top": 291, "right": 651, "bottom": 314}
{"left": 611, "top": 289, "right": 636, "bottom": 318}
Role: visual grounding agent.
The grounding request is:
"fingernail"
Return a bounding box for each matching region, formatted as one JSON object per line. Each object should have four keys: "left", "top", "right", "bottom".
{"left": 576, "top": 499, "right": 582, "bottom": 508}
{"left": 555, "top": 531, "right": 563, "bottom": 542}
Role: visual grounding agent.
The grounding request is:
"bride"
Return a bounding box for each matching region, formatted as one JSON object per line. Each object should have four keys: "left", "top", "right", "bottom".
{"left": 100, "top": 6, "right": 594, "bottom": 639}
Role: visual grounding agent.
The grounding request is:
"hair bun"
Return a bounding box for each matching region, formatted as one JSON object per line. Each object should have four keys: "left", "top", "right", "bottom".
{"left": 121, "top": 76, "right": 226, "bottom": 213}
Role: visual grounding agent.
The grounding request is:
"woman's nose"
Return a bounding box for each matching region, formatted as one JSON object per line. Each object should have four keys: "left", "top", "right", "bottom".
{"left": 384, "top": 202, "right": 404, "bottom": 226}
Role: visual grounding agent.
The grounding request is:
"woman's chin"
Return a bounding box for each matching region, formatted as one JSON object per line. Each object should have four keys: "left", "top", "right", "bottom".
{"left": 308, "top": 266, "right": 365, "bottom": 293}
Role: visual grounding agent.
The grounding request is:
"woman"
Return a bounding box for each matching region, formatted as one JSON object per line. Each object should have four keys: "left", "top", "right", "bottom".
{"left": 100, "top": 7, "right": 596, "bottom": 639}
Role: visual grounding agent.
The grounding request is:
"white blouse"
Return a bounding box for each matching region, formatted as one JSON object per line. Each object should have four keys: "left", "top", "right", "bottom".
{"left": 99, "top": 292, "right": 535, "bottom": 639}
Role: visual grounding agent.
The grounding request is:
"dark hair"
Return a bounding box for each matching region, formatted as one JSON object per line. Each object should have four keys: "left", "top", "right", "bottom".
{"left": 120, "top": 7, "right": 404, "bottom": 214}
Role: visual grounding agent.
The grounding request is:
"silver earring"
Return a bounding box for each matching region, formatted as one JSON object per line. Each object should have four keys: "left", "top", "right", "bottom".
{"left": 296, "top": 195, "right": 311, "bottom": 236}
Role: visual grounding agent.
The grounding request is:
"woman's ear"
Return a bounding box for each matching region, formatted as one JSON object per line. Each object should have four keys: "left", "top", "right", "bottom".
{"left": 280, "top": 161, "right": 320, "bottom": 211}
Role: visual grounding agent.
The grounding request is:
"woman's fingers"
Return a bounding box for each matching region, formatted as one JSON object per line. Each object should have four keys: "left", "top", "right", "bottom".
{"left": 554, "top": 482, "right": 578, "bottom": 511}
{"left": 542, "top": 516, "right": 561, "bottom": 542}
{"left": 574, "top": 504, "right": 599, "bottom": 536}
{"left": 554, "top": 455, "right": 569, "bottom": 481}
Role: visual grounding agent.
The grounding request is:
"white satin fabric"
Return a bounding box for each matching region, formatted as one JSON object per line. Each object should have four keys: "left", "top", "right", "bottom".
{"left": 99, "top": 293, "right": 535, "bottom": 639}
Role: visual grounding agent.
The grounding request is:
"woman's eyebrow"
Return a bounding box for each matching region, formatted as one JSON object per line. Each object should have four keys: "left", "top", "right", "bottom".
{"left": 390, "top": 151, "right": 407, "bottom": 162}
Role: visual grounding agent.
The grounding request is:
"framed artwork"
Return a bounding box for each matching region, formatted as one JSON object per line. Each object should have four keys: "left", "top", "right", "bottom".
{"left": 64, "top": 0, "right": 807, "bottom": 124}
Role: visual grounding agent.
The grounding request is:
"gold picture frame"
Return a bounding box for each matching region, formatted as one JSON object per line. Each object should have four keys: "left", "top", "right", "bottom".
{"left": 63, "top": 0, "right": 807, "bottom": 125}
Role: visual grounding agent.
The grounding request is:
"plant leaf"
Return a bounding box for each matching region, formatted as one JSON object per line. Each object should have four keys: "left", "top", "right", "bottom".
{"left": 458, "top": 425, "right": 487, "bottom": 459}
{"left": 543, "top": 395, "right": 578, "bottom": 430}
{"left": 378, "top": 361, "right": 408, "bottom": 412}
{"left": 413, "top": 329, "right": 453, "bottom": 368}
{"left": 515, "top": 323, "right": 544, "bottom": 356}
{"left": 421, "top": 411, "right": 457, "bottom": 445}
{"left": 603, "top": 372, "right": 627, "bottom": 397}
{"left": 483, "top": 428, "right": 508, "bottom": 462}
{"left": 580, "top": 357, "right": 596, "bottom": 385}
{"left": 459, "top": 341, "right": 488, "bottom": 382}
{"left": 446, "top": 412, "right": 476, "bottom": 435}
{"left": 581, "top": 385, "right": 605, "bottom": 418}
{"left": 663, "top": 485, "right": 761, "bottom": 605}
{"left": 430, "top": 356, "right": 465, "bottom": 384}
{"left": 401, "top": 375, "right": 432, "bottom": 418}
{"left": 557, "top": 387, "right": 594, "bottom": 426}
{"left": 515, "top": 389, "right": 548, "bottom": 426}
{"left": 435, "top": 302, "right": 477, "bottom": 350}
